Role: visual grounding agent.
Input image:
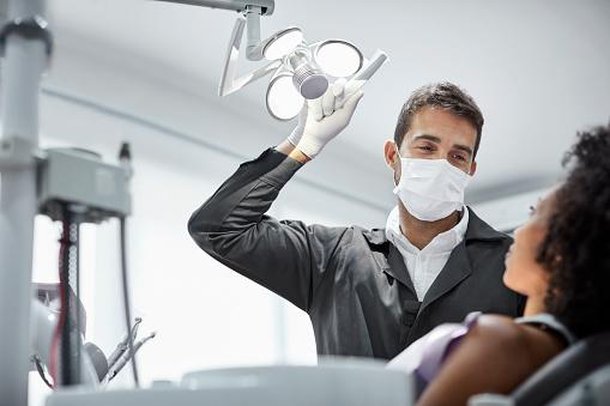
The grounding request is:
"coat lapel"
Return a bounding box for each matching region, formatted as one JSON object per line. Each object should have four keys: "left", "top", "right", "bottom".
{"left": 366, "top": 208, "right": 507, "bottom": 311}
{"left": 363, "top": 228, "right": 418, "bottom": 296}
{"left": 419, "top": 241, "right": 472, "bottom": 311}
{"left": 384, "top": 243, "right": 417, "bottom": 296}
{"left": 418, "top": 208, "right": 507, "bottom": 311}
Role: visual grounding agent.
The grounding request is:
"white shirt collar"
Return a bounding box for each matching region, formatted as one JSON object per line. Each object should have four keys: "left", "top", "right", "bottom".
{"left": 385, "top": 205, "right": 469, "bottom": 255}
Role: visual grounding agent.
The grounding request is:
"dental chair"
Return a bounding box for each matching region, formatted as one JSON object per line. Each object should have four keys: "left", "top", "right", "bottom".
{"left": 470, "top": 331, "right": 610, "bottom": 405}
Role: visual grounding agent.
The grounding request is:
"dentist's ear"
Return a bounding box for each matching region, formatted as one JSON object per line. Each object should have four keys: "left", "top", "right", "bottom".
{"left": 383, "top": 140, "right": 399, "bottom": 168}
{"left": 469, "top": 160, "right": 478, "bottom": 176}
{"left": 384, "top": 140, "right": 401, "bottom": 185}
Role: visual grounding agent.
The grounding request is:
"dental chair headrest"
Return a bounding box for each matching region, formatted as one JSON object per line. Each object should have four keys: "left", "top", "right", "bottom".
{"left": 512, "top": 331, "right": 610, "bottom": 405}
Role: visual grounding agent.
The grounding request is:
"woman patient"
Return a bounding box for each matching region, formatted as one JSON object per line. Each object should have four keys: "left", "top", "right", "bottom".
{"left": 388, "top": 124, "right": 610, "bottom": 405}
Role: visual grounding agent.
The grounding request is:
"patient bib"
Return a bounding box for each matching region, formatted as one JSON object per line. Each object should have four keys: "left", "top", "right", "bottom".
{"left": 386, "top": 312, "right": 574, "bottom": 398}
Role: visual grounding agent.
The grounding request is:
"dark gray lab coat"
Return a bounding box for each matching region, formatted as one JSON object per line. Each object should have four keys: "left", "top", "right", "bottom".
{"left": 188, "top": 149, "right": 524, "bottom": 360}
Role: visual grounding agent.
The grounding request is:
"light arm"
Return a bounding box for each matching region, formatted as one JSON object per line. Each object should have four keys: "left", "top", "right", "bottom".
{"left": 151, "top": 0, "right": 275, "bottom": 15}
{"left": 218, "top": 15, "right": 282, "bottom": 96}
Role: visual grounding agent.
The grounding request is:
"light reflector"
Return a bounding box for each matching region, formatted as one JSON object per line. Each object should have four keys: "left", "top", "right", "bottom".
{"left": 266, "top": 73, "right": 304, "bottom": 120}
{"left": 315, "top": 40, "right": 363, "bottom": 78}
{"left": 263, "top": 28, "right": 304, "bottom": 60}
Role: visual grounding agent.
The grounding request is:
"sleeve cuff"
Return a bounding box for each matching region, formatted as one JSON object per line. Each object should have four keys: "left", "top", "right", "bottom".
{"left": 258, "top": 148, "right": 303, "bottom": 188}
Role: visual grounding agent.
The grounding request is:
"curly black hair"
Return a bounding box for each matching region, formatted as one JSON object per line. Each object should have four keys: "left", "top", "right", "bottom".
{"left": 538, "top": 123, "right": 610, "bottom": 339}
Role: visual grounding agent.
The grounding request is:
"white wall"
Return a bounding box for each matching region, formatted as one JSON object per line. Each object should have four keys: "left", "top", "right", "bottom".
{"left": 45, "top": 0, "right": 610, "bottom": 204}
{"left": 471, "top": 188, "right": 554, "bottom": 234}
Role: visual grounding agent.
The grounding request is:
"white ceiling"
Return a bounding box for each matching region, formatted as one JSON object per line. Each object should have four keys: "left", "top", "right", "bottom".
{"left": 44, "top": 0, "right": 610, "bottom": 204}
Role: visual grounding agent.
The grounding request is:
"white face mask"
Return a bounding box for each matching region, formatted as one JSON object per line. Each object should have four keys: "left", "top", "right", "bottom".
{"left": 393, "top": 154, "right": 472, "bottom": 222}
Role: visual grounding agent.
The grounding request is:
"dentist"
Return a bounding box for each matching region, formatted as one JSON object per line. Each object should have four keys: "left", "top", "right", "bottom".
{"left": 188, "top": 81, "right": 524, "bottom": 359}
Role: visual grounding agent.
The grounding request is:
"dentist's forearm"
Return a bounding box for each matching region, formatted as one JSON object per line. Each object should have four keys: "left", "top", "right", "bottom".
{"left": 275, "top": 140, "right": 311, "bottom": 164}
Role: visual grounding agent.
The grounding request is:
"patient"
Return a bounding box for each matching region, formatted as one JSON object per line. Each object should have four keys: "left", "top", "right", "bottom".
{"left": 388, "top": 124, "right": 610, "bottom": 405}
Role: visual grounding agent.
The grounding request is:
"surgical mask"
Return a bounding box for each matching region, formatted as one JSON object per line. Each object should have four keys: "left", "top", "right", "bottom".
{"left": 393, "top": 154, "right": 472, "bottom": 222}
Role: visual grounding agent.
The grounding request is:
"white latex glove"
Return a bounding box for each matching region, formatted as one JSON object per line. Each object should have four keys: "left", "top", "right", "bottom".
{"left": 286, "top": 104, "right": 308, "bottom": 148}
{"left": 290, "top": 79, "right": 364, "bottom": 159}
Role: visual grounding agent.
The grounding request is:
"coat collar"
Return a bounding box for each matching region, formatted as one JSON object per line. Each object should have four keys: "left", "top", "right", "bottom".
{"left": 363, "top": 207, "right": 509, "bottom": 307}
{"left": 463, "top": 207, "right": 510, "bottom": 243}
{"left": 362, "top": 207, "right": 508, "bottom": 247}
{"left": 385, "top": 244, "right": 416, "bottom": 295}
{"left": 420, "top": 241, "right": 472, "bottom": 309}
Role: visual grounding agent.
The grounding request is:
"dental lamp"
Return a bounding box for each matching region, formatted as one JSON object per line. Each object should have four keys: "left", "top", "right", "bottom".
{"left": 155, "top": 0, "right": 388, "bottom": 120}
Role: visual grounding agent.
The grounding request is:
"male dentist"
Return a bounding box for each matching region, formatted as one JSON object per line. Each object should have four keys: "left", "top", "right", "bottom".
{"left": 188, "top": 81, "right": 524, "bottom": 360}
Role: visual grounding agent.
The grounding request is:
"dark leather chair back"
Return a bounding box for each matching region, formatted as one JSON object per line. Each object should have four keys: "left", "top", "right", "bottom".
{"left": 512, "top": 332, "right": 610, "bottom": 405}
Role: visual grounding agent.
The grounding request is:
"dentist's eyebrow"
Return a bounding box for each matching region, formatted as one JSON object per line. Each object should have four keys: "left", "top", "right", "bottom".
{"left": 413, "top": 135, "right": 474, "bottom": 158}
{"left": 413, "top": 134, "right": 441, "bottom": 143}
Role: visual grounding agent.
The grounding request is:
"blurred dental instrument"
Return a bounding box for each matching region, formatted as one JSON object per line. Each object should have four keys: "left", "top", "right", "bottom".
{"left": 103, "top": 331, "right": 157, "bottom": 384}
{"left": 105, "top": 317, "right": 142, "bottom": 374}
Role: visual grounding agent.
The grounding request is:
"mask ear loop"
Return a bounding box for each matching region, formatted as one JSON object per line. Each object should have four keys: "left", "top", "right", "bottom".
{"left": 393, "top": 144, "right": 402, "bottom": 187}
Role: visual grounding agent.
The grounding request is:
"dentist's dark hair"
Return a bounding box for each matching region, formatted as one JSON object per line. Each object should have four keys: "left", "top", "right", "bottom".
{"left": 394, "top": 82, "right": 484, "bottom": 159}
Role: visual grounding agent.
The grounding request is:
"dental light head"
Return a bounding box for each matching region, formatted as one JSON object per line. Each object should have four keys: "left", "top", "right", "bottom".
{"left": 218, "top": 5, "right": 387, "bottom": 121}
{"left": 262, "top": 39, "right": 367, "bottom": 120}
{"left": 155, "top": 0, "right": 387, "bottom": 120}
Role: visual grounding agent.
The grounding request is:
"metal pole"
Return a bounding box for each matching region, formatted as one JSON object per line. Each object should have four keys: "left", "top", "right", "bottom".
{"left": 0, "top": 0, "right": 47, "bottom": 404}
{"left": 153, "top": 0, "right": 275, "bottom": 15}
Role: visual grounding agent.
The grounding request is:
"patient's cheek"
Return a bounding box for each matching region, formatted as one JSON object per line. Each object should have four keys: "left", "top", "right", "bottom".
{"left": 503, "top": 266, "right": 525, "bottom": 295}
{"left": 503, "top": 250, "right": 533, "bottom": 295}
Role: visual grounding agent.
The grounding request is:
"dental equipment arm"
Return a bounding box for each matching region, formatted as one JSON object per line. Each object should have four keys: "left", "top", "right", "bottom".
{"left": 152, "top": 0, "right": 274, "bottom": 15}
{"left": 218, "top": 15, "right": 283, "bottom": 96}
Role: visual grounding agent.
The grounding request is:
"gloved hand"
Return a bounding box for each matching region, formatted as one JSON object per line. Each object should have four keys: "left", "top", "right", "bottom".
{"left": 287, "top": 79, "right": 364, "bottom": 159}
